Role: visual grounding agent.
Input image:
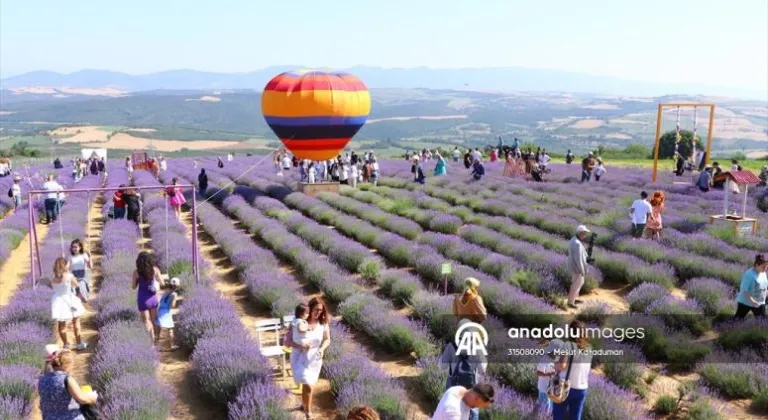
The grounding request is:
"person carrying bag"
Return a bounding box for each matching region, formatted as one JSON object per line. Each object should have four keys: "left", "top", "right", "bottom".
{"left": 547, "top": 342, "right": 574, "bottom": 404}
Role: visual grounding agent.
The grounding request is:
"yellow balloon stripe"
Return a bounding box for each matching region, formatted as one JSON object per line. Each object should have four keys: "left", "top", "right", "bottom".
{"left": 262, "top": 89, "right": 371, "bottom": 118}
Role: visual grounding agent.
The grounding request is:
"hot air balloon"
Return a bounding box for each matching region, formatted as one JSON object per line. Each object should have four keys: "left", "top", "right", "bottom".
{"left": 262, "top": 70, "right": 371, "bottom": 161}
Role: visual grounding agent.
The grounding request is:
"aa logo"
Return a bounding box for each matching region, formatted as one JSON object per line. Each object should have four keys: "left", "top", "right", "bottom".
{"left": 454, "top": 322, "right": 488, "bottom": 357}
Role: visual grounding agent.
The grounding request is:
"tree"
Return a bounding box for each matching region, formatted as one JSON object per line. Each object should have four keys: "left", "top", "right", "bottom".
{"left": 657, "top": 130, "right": 705, "bottom": 159}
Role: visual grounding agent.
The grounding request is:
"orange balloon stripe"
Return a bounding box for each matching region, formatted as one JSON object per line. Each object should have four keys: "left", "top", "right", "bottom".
{"left": 261, "top": 89, "right": 371, "bottom": 118}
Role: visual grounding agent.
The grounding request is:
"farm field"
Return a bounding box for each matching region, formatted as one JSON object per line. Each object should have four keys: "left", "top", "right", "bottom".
{"left": 0, "top": 155, "right": 766, "bottom": 420}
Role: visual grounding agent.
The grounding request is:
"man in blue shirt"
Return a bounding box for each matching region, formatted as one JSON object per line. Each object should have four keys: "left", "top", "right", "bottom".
{"left": 735, "top": 254, "right": 768, "bottom": 319}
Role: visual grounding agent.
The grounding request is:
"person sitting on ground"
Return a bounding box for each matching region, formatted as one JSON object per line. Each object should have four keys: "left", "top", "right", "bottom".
{"left": 453, "top": 277, "right": 487, "bottom": 324}
{"left": 734, "top": 254, "right": 767, "bottom": 319}
{"left": 53, "top": 157, "right": 63, "bottom": 169}
{"left": 49, "top": 257, "right": 87, "bottom": 350}
{"left": 347, "top": 406, "right": 380, "bottom": 420}
{"left": 566, "top": 225, "right": 590, "bottom": 309}
{"left": 470, "top": 159, "right": 485, "bottom": 181}
{"left": 432, "top": 383, "right": 495, "bottom": 420}
{"left": 38, "top": 347, "right": 98, "bottom": 419}
{"left": 412, "top": 156, "right": 426, "bottom": 184}
{"left": 629, "top": 191, "right": 653, "bottom": 239}
{"left": 156, "top": 277, "right": 180, "bottom": 350}
{"left": 697, "top": 165, "right": 713, "bottom": 192}
{"left": 217, "top": 157, "right": 225, "bottom": 169}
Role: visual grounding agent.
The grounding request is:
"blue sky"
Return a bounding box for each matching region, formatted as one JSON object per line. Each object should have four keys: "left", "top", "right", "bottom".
{"left": 2, "top": 0, "right": 766, "bottom": 91}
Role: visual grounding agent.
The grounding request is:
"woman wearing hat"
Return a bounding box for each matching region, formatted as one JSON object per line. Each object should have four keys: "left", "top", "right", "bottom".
{"left": 453, "top": 278, "right": 487, "bottom": 324}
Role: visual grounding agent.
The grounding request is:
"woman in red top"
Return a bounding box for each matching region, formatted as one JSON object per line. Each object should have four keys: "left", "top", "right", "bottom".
{"left": 113, "top": 185, "right": 127, "bottom": 219}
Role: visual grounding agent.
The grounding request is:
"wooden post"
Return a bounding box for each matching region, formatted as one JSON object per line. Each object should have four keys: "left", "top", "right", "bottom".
{"left": 705, "top": 104, "right": 716, "bottom": 166}
{"left": 743, "top": 185, "right": 748, "bottom": 218}
{"left": 652, "top": 104, "right": 664, "bottom": 183}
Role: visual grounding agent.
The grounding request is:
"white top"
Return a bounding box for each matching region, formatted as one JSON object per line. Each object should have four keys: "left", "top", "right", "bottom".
{"left": 432, "top": 386, "right": 470, "bottom": 420}
{"left": 538, "top": 154, "right": 550, "bottom": 165}
{"left": 453, "top": 149, "right": 460, "bottom": 158}
{"left": 281, "top": 156, "right": 292, "bottom": 168}
{"left": 350, "top": 164, "right": 358, "bottom": 177}
{"left": 11, "top": 184, "right": 21, "bottom": 197}
{"left": 537, "top": 358, "right": 556, "bottom": 393}
{"left": 290, "top": 322, "right": 327, "bottom": 385}
{"left": 340, "top": 166, "right": 349, "bottom": 181}
{"left": 595, "top": 165, "right": 607, "bottom": 176}
{"left": 372, "top": 162, "right": 380, "bottom": 172}
{"left": 555, "top": 343, "right": 592, "bottom": 390}
{"left": 69, "top": 254, "right": 90, "bottom": 272}
{"left": 43, "top": 181, "right": 63, "bottom": 199}
{"left": 630, "top": 199, "right": 652, "bottom": 224}
{"left": 291, "top": 318, "right": 310, "bottom": 346}
{"left": 471, "top": 151, "right": 482, "bottom": 162}
{"left": 159, "top": 160, "right": 167, "bottom": 171}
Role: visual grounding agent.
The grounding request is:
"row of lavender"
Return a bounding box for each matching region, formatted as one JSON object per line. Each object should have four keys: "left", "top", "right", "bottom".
{"left": 137, "top": 167, "right": 293, "bottom": 418}
{"left": 347, "top": 175, "right": 767, "bottom": 414}
{"left": 201, "top": 169, "right": 660, "bottom": 419}
{"left": 0, "top": 174, "right": 100, "bottom": 418}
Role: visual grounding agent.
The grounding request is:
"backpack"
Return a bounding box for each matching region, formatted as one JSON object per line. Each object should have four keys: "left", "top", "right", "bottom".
{"left": 447, "top": 343, "right": 477, "bottom": 389}
{"left": 547, "top": 343, "right": 575, "bottom": 404}
{"left": 7, "top": 188, "right": 12, "bottom": 198}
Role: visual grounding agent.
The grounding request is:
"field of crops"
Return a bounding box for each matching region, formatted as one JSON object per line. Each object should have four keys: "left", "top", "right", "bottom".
{"left": 0, "top": 155, "right": 766, "bottom": 420}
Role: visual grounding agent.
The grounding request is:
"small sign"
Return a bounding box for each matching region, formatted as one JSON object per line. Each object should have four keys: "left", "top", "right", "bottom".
{"left": 441, "top": 263, "right": 452, "bottom": 275}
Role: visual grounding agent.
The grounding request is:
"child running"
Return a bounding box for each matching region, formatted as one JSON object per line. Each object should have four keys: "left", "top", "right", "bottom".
{"left": 49, "top": 258, "right": 87, "bottom": 350}
{"left": 68, "top": 239, "right": 92, "bottom": 303}
{"left": 156, "top": 277, "right": 180, "bottom": 351}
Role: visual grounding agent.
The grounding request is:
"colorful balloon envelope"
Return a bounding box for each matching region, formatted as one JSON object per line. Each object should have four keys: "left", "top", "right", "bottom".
{"left": 262, "top": 70, "right": 371, "bottom": 161}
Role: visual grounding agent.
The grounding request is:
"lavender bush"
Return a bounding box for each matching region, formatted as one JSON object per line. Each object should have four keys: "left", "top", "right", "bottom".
{"left": 685, "top": 278, "right": 735, "bottom": 318}
{"left": 227, "top": 379, "right": 291, "bottom": 420}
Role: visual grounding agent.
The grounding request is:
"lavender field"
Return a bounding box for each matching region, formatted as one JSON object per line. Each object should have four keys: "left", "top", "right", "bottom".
{"left": 0, "top": 155, "right": 766, "bottom": 420}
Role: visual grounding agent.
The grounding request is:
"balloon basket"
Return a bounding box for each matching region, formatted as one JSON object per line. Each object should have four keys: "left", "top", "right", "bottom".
{"left": 297, "top": 182, "right": 340, "bottom": 197}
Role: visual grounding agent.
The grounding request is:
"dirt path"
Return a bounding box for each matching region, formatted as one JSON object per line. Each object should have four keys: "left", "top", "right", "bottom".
{"left": 179, "top": 210, "right": 333, "bottom": 419}
{"left": 66, "top": 196, "right": 105, "bottom": 389}
{"left": 0, "top": 222, "right": 49, "bottom": 306}
{"left": 146, "top": 210, "right": 223, "bottom": 420}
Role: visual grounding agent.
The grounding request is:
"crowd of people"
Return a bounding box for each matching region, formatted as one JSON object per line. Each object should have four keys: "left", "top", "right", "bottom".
{"left": 274, "top": 149, "right": 381, "bottom": 187}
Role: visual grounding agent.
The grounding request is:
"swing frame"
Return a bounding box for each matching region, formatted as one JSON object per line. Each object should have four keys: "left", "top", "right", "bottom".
{"left": 651, "top": 102, "right": 716, "bottom": 183}
{"left": 26, "top": 184, "right": 200, "bottom": 287}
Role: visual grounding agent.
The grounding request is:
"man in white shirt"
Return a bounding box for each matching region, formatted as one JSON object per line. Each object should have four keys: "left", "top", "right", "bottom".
{"left": 630, "top": 191, "right": 653, "bottom": 239}
{"left": 471, "top": 148, "right": 482, "bottom": 163}
{"left": 432, "top": 383, "right": 494, "bottom": 420}
{"left": 42, "top": 174, "right": 63, "bottom": 224}
{"left": 281, "top": 154, "right": 292, "bottom": 170}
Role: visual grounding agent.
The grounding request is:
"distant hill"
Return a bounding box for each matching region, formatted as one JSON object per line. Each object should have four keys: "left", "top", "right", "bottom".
{"left": 1, "top": 88, "right": 765, "bottom": 157}
{"left": 2, "top": 66, "right": 765, "bottom": 99}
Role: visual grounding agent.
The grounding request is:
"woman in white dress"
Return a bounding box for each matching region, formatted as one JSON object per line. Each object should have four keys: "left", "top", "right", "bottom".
{"left": 287, "top": 297, "right": 331, "bottom": 420}
{"left": 49, "top": 257, "right": 87, "bottom": 350}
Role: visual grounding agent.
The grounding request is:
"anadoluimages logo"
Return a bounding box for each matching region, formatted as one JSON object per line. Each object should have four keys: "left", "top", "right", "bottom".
{"left": 454, "top": 321, "right": 489, "bottom": 357}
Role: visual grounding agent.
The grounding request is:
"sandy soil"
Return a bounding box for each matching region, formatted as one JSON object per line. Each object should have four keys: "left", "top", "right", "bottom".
{"left": 180, "top": 213, "right": 330, "bottom": 419}
{"left": 0, "top": 221, "right": 49, "bottom": 306}
{"left": 367, "top": 115, "right": 468, "bottom": 123}
{"left": 570, "top": 119, "right": 605, "bottom": 129}
{"left": 50, "top": 126, "right": 238, "bottom": 152}
{"left": 185, "top": 96, "right": 221, "bottom": 102}
{"left": 609, "top": 119, "right": 648, "bottom": 125}
{"left": 581, "top": 104, "right": 619, "bottom": 110}
{"left": 604, "top": 133, "right": 633, "bottom": 140}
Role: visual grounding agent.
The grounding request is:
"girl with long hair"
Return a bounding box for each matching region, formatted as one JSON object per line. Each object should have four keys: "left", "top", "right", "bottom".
{"left": 49, "top": 258, "right": 87, "bottom": 350}
{"left": 645, "top": 191, "right": 665, "bottom": 240}
{"left": 132, "top": 252, "right": 162, "bottom": 342}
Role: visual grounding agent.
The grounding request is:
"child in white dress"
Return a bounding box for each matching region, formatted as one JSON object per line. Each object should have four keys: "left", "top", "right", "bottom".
{"left": 292, "top": 304, "right": 312, "bottom": 358}
{"left": 49, "top": 258, "right": 87, "bottom": 350}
